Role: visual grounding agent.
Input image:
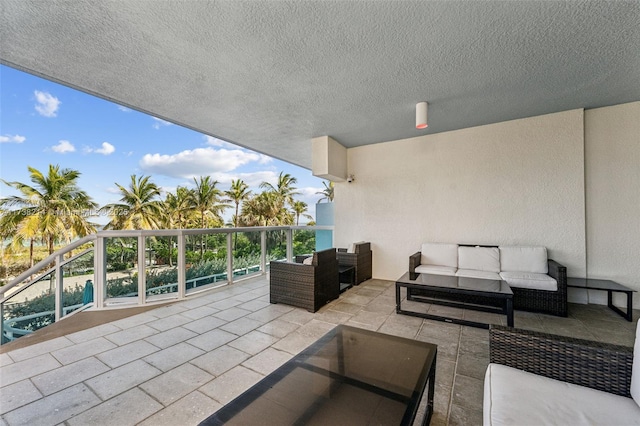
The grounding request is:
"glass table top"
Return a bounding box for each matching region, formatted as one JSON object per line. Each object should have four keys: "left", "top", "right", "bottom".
{"left": 398, "top": 271, "right": 513, "bottom": 295}
{"left": 199, "top": 325, "right": 437, "bottom": 425}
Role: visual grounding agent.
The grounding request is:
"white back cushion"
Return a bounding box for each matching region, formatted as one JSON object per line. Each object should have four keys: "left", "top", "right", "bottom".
{"left": 458, "top": 246, "right": 500, "bottom": 272}
{"left": 347, "top": 241, "right": 366, "bottom": 253}
{"left": 631, "top": 321, "right": 640, "bottom": 407}
{"left": 421, "top": 243, "right": 458, "bottom": 267}
{"left": 499, "top": 246, "right": 548, "bottom": 273}
{"left": 303, "top": 256, "right": 314, "bottom": 265}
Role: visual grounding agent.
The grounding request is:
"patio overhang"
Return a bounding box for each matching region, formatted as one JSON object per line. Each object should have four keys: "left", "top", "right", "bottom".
{"left": 1, "top": 1, "right": 639, "bottom": 169}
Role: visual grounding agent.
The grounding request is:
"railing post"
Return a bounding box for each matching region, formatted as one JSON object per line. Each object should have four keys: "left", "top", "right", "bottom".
{"left": 260, "top": 230, "right": 266, "bottom": 275}
{"left": 177, "top": 233, "right": 186, "bottom": 298}
{"left": 55, "top": 253, "right": 63, "bottom": 321}
{"left": 95, "top": 236, "right": 105, "bottom": 308}
{"left": 138, "top": 235, "right": 146, "bottom": 305}
{"left": 227, "top": 233, "right": 233, "bottom": 284}
{"left": 286, "top": 228, "right": 293, "bottom": 262}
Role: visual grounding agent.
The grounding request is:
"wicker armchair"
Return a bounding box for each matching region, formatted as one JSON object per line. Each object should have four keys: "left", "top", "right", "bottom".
{"left": 337, "top": 242, "right": 372, "bottom": 285}
{"left": 269, "top": 248, "right": 339, "bottom": 313}
{"left": 489, "top": 325, "right": 634, "bottom": 397}
{"left": 485, "top": 325, "right": 639, "bottom": 424}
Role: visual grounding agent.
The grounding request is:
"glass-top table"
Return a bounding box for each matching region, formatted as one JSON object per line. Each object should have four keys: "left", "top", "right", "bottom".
{"left": 396, "top": 271, "right": 514, "bottom": 329}
{"left": 199, "top": 325, "right": 437, "bottom": 425}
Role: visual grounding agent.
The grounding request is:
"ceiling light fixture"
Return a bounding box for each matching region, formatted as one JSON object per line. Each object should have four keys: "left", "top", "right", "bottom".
{"left": 416, "top": 102, "right": 428, "bottom": 129}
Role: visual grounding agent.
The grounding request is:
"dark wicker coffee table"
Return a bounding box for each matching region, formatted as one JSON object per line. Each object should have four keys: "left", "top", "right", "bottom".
{"left": 396, "top": 272, "right": 514, "bottom": 329}
{"left": 338, "top": 265, "right": 355, "bottom": 293}
{"left": 199, "top": 325, "right": 437, "bottom": 426}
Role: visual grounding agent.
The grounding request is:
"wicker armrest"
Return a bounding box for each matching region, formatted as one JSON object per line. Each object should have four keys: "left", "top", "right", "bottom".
{"left": 409, "top": 252, "right": 421, "bottom": 273}
{"left": 294, "top": 255, "right": 312, "bottom": 264}
{"left": 547, "top": 259, "right": 567, "bottom": 289}
{"left": 337, "top": 248, "right": 347, "bottom": 253}
{"left": 271, "top": 260, "right": 313, "bottom": 271}
{"left": 489, "top": 325, "right": 633, "bottom": 397}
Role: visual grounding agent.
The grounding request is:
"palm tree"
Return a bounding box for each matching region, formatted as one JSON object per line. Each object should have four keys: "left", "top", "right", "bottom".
{"left": 0, "top": 164, "right": 98, "bottom": 256}
{"left": 224, "top": 179, "right": 251, "bottom": 249}
{"left": 291, "top": 201, "right": 313, "bottom": 226}
{"left": 316, "top": 181, "right": 334, "bottom": 203}
{"left": 163, "top": 186, "right": 195, "bottom": 229}
{"left": 224, "top": 179, "right": 251, "bottom": 228}
{"left": 260, "top": 171, "right": 300, "bottom": 208}
{"left": 240, "top": 192, "right": 290, "bottom": 227}
{"left": 191, "top": 176, "right": 229, "bottom": 257}
{"left": 0, "top": 212, "right": 41, "bottom": 268}
{"left": 100, "top": 174, "right": 164, "bottom": 230}
{"left": 191, "top": 176, "right": 228, "bottom": 228}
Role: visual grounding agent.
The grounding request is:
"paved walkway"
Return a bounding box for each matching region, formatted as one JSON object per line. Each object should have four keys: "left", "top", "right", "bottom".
{"left": 1, "top": 275, "right": 637, "bottom": 425}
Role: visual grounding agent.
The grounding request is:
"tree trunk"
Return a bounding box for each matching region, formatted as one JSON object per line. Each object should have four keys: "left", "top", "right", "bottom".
{"left": 29, "top": 239, "right": 34, "bottom": 268}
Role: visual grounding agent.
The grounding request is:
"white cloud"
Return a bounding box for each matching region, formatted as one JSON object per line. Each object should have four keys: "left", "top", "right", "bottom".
{"left": 203, "top": 136, "right": 273, "bottom": 165}
{"left": 34, "top": 90, "right": 61, "bottom": 117}
{"left": 0, "top": 134, "right": 26, "bottom": 143}
{"left": 140, "top": 147, "right": 264, "bottom": 178}
{"left": 203, "top": 135, "right": 236, "bottom": 148}
{"left": 117, "top": 105, "right": 131, "bottom": 112}
{"left": 152, "top": 117, "right": 173, "bottom": 129}
{"left": 51, "top": 140, "right": 75, "bottom": 153}
{"left": 95, "top": 142, "right": 115, "bottom": 155}
{"left": 84, "top": 142, "right": 115, "bottom": 155}
{"left": 208, "top": 170, "right": 279, "bottom": 188}
{"left": 257, "top": 154, "right": 273, "bottom": 165}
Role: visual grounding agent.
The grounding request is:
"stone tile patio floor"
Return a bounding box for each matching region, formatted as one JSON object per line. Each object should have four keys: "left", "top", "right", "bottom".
{"left": 1, "top": 275, "right": 637, "bottom": 426}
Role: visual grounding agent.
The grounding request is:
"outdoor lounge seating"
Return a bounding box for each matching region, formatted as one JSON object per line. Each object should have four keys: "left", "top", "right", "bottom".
{"left": 269, "top": 248, "right": 339, "bottom": 313}
{"left": 484, "top": 324, "right": 640, "bottom": 425}
{"left": 409, "top": 243, "right": 567, "bottom": 316}
{"left": 337, "top": 241, "right": 372, "bottom": 285}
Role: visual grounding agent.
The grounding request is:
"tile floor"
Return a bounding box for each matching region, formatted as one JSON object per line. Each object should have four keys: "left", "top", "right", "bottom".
{"left": 0, "top": 275, "right": 637, "bottom": 426}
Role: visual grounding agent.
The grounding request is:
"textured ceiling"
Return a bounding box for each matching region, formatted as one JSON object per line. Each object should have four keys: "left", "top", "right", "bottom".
{"left": 2, "top": 1, "right": 639, "bottom": 169}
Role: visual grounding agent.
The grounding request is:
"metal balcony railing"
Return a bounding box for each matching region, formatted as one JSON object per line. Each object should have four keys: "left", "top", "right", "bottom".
{"left": 0, "top": 226, "right": 333, "bottom": 345}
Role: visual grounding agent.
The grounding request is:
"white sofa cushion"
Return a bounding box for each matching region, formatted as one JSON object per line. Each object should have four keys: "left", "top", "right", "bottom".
{"left": 484, "top": 363, "right": 640, "bottom": 426}
{"left": 415, "top": 265, "right": 457, "bottom": 276}
{"left": 456, "top": 269, "right": 501, "bottom": 280}
{"left": 499, "top": 271, "right": 557, "bottom": 291}
{"left": 420, "top": 243, "right": 458, "bottom": 268}
{"left": 347, "top": 241, "right": 365, "bottom": 253}
{"left": 499, "top": 246, "right": 548, "bottom": 274}
{"left": 302, "top": 256, "right": 314, "bottom": 265}
{"left": 458, "top": 246, "right": 500, "bottom": 273}
{"left": 631, "top": 321, "right": 640, "bottom": 406}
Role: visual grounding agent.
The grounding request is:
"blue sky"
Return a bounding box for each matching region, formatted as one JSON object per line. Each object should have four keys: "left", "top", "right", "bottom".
{"left": 0, "top": 65, "right": 328, "bottom": 225}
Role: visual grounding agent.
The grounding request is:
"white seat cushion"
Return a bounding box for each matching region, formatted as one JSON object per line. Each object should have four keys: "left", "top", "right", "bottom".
{"left": 458, "top": 246, "right": 500, "bottom": 273}
{"left": 302, "top": 256, "right": 314, "bottom": 265}
{"left": 484, "top": 363, "right": 640, "bottom": 426}
{"left": 420, "top": 243, "right": 458, "bottom": 267}
{"left": 499, "top": 246, "right": 548, "bottom": 273}
{"left": 499, "top": 271, "right": 557, "bottom": 291}
{"left": 456, "top": 269, "right": 501, "bottom": 280}
{"left": 631, "top": 321, "right": 640, "bottom": 406}
{"left": 415, "top": 264, "right": 457, "bottom": 276}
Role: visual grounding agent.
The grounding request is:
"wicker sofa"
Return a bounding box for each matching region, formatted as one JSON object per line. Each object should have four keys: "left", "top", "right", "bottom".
{"left": 409, "top": 243, "right": 567, "bottom": 316}
{"left": 337, "top": 242, "right": 372, "bottom": 285}
{"left": 269, "top": 248, "right": 339, "bottom": 313}
{"left": 484, "top": 324, "right": 640, "bottom": 425}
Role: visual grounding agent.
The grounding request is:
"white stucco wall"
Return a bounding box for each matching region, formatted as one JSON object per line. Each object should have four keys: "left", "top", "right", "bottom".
{"left": 334, "top": 109, "right": 587, "bottom": 289}
{"left": 584, "top": 102, "right": 640, "bottom": 308}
